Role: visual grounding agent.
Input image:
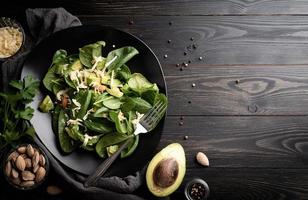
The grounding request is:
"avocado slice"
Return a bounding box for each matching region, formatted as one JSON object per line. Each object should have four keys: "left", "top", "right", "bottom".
{"left": 39, "top": 95, "right": 54, "bottom": 113}
{"left": 146, "top": 143, "right": 186, "bottom": 197}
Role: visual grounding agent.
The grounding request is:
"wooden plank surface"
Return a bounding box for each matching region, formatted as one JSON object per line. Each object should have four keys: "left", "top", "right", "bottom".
{"left": 160, "top": 116, "right": 308, "bottom": 169}
{"left": 4, "top": 0, "right": 308, "bottom": 16}
{"left": 165, "top": 64, "right": 308, "bottom": 115}
{"left": 169, "top": 168, "right": 308, "bottom": 200}
{"left": 80, "top": 16, "right": 308, "bottom": 65}
{"left": 78, "top": 16, "right": 308, "bottom": 115}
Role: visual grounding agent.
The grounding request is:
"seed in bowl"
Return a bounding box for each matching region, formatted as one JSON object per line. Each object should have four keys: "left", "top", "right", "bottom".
{"left": 4, "top": 144, "right": 48, "bottom": 189}
{"left": 0, "top": 26, "right": 23, "bottom": 58}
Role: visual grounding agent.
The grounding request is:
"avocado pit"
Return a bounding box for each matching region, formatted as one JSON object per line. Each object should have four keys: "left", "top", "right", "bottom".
{"left": 146, "top": 143, "right": 186, "bottom": 197}
{"left": 153, "top": 158, "right": 179, "bottom": 188}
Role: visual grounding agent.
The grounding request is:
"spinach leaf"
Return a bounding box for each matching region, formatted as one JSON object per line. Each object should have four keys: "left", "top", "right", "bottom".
{"left": 65, "top": 125, "right": 81, "bottom": 141}
{"left": 121, "top": 136, "right": 139, "bottom": 158}
{"left": 109, "top": 111, "right": 127, "bottom": 134}
{"left": 52, "top": 50, "right": 67, "bottom": 65}
{"left": 121, "top": 97, "right": 152, "bottom": 114}
{"left": 92, "top": 106, "right": 109, "bottom": 118}
{"left": 105, "top": 46, "right": 138, "bottom": 72}
{"left": 76, "top": 90, "right": 92, "bottom": 119}
{"left": 127, "top": 73, "right": 159, "bottom": 95}
{"left": 95, "top": 132, "right": 133, "bottom": 158}
{"left": 52, "top": 105, "right": 61, "bottom": 134}
{"left": 43, "top": 65, "right": 61, "bottom": 92}
{"left": 116, "top": 64, "right": 131, "bottom": 81}
{"left": 84, "top": 118, "right": 113, "bottom": 134}
{"left": 79, "top": 41, "right": 106, "bottom": 68}
{"left": 58, "top": 110, "right": 75, "bottom": 153}
{"left": 103, "top": 97, "right": 123, "bottom": 110}
{"left": 126, "top": 111, "right": 136, "bottom": 135}
{"left": 93, "top": 93, "right": 111, "bottom": 107}
{"left": 142, "top": 90, "right": 158, "bottom": 105}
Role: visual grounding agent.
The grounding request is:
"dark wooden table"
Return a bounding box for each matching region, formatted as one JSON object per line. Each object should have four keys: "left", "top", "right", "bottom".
{"left": 2, "top": 1, "right": 308, "bottom": 199}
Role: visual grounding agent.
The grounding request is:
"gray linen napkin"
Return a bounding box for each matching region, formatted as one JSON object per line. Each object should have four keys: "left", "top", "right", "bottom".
{"left": 0, "top": 8, "right": 153, "bottom": 200}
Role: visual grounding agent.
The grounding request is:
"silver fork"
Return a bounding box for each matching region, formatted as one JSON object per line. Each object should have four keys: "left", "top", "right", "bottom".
{"left": 84, "top": 99, "right": 167, "bottom": 187}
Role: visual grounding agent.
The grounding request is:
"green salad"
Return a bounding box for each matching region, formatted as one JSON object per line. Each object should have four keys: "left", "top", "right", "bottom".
{"left": 40, "top": 41, "right": 167, "bottom": 158}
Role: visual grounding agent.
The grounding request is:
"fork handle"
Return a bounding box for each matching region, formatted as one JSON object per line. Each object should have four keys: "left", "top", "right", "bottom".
{"left": 84, "top": 138, "right": 132, "bottom": 187}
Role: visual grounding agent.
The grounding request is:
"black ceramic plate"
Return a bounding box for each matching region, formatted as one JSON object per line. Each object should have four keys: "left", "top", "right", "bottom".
{"left": 21, "top": 25, "right": 167, "bottom": 177}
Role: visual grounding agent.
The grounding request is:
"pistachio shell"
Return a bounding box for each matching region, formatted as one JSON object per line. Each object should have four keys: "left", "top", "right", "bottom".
{"left": 196, "top": 152, "right": 209, "bottom": 167}
{"left": 15, "top": 155, "right": 26, "bottom": 171}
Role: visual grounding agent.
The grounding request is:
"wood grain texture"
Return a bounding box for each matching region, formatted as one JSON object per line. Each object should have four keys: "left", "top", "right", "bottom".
{"left": 169, "top": 168, "right": 308, "bottom": 200}
{"left": 165, "top": 64, "right": 308, "bottom": 115}
{"left": 80, "top": 16, "right": 308, "bottom": 65}
{"left": 159, "top": 116, "right": 308, "bottom": 168}
{"left": 4, "top": 0, "right": 308, "bottom": 15}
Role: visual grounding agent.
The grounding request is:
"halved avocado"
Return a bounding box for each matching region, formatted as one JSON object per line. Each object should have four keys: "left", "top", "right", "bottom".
{"left": 146, "top": 143, "right": 186, "bottom": 197}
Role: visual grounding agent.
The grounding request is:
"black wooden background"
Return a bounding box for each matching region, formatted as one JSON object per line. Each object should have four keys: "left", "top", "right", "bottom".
{"left": 2, "top": 1, "right": 308, "bottom": 199}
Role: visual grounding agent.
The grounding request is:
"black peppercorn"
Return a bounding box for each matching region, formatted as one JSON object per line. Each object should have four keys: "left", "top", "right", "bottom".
{"left": 185, "top": 178, "right": 210, "bottom": 200}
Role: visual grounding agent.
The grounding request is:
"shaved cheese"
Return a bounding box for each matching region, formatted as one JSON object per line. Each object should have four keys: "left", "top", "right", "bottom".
{"left": 82, "top": 134, "right": 97, "bottom": 146}
{"left": 56, "top": 89, "right": 69, "bottom": 101}
{"left": 118, "top": 111, "right": 126, "bottom": 122}
{"left": 92, "top": 56, "right": 104, "bottom": 70}
{"left": 71, "top": 99, "right": 81, "bottom": 117}
{"left": 105, "top": 55, "right": 117, "bottom": 68}
{"left": 72, "top": 99, "right": 81, "bottom": 107}
{"left": 83, "top": 108, "right": 94, "bottom": 121}
{"left": 67, "top": 118, "right": 83, "bottom": 126}
{"left": 132, "top": 112, "right": 144, "bottom": 126}
{"left": 69, "top": 70, "right": 79, "bottom": 81}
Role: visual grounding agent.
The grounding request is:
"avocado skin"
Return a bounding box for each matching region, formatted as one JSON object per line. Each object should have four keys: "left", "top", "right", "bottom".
{"left": 146, "top": 143, "right": 186, "bottom": 197}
